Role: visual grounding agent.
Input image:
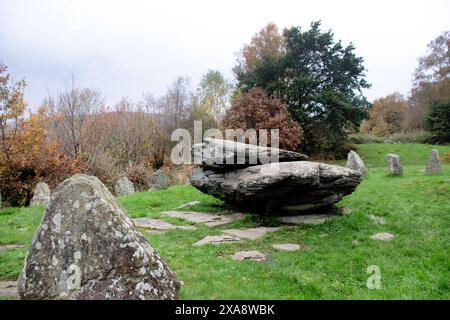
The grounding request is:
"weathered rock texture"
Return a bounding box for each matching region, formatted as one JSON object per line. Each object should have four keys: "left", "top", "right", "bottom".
{"left": 30, "top": 182, "right": 51, "bottom": 207}
{"left": 193, "top": 138, "right": 308, "bottom": 169}
{"left": 18, "top": 174, "right": 179, "bottom": 300}
{"left": 114, "top": 177, "right": 135, "bottom": 196}
{"left": 425, "top": 149, "right": 441, "bottom": 174}
{"left": 190, "top": 161, "right": 362, "bottom": 213}
{"left": 149, "top": 170, "right": 170, "bottom": 190}
{"left": 386, "top": 154, "right": 403, "bottom": 176}
{"left": 346, "top": 150, "right": 366, "bottom": 176}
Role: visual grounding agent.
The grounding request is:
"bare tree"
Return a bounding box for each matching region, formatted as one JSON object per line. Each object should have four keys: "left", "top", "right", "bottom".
{"left": 46, "top": 77, "right": 103, "bottom": 157}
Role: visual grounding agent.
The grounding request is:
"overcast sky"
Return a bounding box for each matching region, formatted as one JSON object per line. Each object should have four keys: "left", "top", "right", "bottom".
{"left": 1, "top": 0, "right": 449, "bottom": 109}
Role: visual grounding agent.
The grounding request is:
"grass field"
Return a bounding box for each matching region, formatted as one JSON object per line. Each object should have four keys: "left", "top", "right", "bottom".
{"left": 1, "top": 144, "right": 449, "bottom": 299}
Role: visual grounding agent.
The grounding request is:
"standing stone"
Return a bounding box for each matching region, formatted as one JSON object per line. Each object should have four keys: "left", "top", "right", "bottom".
{"left": 30, "top": 182, "right": 51, "bottom": 207}
{"left": 425, "top": 149, "right": 441, "bottom": 174}
{"left": 385, "top": 154, "right": 403, "bottom": 176}
{"left": 115, "top": 177, "right": 135, "bottom": 196}
{"left": 346, "top": 150, "right": 367, "bottom": 176}
{"left": 149, "top": 170, "right": 170, "bottom": 190}
{"left": 18, "top": 174, "right": 179, "bottom": 300}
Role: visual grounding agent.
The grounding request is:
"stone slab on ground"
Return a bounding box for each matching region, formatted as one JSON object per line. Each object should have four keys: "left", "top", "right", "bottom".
{"left": 176, "top": 201, "right": 201, "bottom": 209}
{"left": 366, "top": 214, "right": 386, "bottom": 225}
{"left": 222, "top": 227, "right": 280, "bottom": 240}
{"left": 0, "top": 244, "right": 24, "bottom": 252}
{"left": 162, "top": 211, "right": 245, "bottom": 227}
{"left": 0, "top": 281, "right": 18, "bottom": 298}
{"left": 337, "top": 207, "right": 352, "bottom": 215}
{"left": 271, "top": 243, "right": 302, "bottom": 251}
{"left": 193, "top": 234, "right": 241, "bottom": 246}
{"left": 278, "top": 214, "right": 331, "bottom": 225}
{"left": 371, "top": 232, "right": 395, "bottom": 241}
{"left": 231, "top": 250, "right": 269, "bottom": 262}
{"left": 133, "top": 218, "right": 196, "bottom": 230}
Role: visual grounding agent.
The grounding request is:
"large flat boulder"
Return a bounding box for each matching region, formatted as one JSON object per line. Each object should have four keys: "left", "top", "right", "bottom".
{"left": 18, "top": 174, "right": 179, "bottom": 300}
{"left": 190, "top": 161, "right": 362, "bottom": 213}
{"left": 192, "top": 138, "right": 308, "bottom": 169}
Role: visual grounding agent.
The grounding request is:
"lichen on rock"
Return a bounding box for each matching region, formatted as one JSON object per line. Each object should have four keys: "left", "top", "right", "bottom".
{"left": 18, "top": 174, "right": 179, "bottom": 300}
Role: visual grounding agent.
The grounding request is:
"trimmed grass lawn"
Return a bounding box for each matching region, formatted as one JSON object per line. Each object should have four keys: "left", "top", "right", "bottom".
{"left": 1, "top": 144, "right": 449, "bottom": 299}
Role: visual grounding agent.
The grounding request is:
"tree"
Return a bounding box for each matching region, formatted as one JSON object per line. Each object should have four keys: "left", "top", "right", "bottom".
{"left": 188, "top": 70, "right": 233, "bottom": 134}
{"left": 407, "top": 31, "right": 450, "bottom": 129}
{"left": 414, "top": 31, "right": 450, "bottom": 83}
{"left": 424, "top": 101, "right": 450, "bottom": 140}
{"left": 221, "top": 87, "right": 302, "bottom": 151}
{"left": 45, "top": 77, "right": 104, "bottom": 158}
{"left": 0, "top": 63, "right": 82, "bottom": 206}
{"left": 164, "top": 76, "right": 191, "bottom": 130}
{"left": 236, "top": 21, "right": 370, "bottom": 157}
{"left": 360, "top": 93, "right": 408, "bottom": 136}
{"left": 233, "top": 22, "right": 284, "bottom": 76}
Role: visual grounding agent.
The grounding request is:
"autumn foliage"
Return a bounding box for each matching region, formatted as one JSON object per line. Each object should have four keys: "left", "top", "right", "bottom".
{"left": 360, "top": 93, "right": 408, "bottom": 136}
{"left": 0, "top": 64, "right": 83, "bottom": 206}
{"left": 221, "top": 87, "right": 302, "bottom": 151}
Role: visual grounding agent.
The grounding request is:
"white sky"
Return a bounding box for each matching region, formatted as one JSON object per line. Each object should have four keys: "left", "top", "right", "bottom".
{"left": 1, "top": 0, "right": 449, "bottom": 109}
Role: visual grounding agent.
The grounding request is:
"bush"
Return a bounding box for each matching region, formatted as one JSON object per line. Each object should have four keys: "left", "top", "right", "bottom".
{"left": 221, "top": 87, "right": 303, "bottom": 151}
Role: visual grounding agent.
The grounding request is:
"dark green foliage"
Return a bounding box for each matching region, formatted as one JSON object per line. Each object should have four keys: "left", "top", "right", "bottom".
{"left": 425, "top": 101, "right": 450, "bottom": 141}
{"left": 237, "top": 22, "right": 371, "bottom": 157}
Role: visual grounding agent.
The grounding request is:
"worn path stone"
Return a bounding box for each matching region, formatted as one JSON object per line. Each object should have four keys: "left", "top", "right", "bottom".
{"left": 278, "top": 214, "right": 331, "bottom": 225}
{"left": 222, "top": 227, "right": 280, "bottom": 240}
{"left": 176, "top": 201, "right": 201, "bottom": 209}
{"left": 366, "top": 214, "right": 386, "bottom": 225}
{"left": 30, "top": 182, "right": 51, "bottom": 207}
{"left": 18, "top": 174, "right": 179, "bottom": 300}
{"left": 425, "top": 149, "right": 442, "bottom": 174}
{"left": 133, "top": 218, "right": 196, "bottom": 231}
{"left": 0, "top": 281, "right": 18, "bottom": 298}
{"left": 193, "top": 235, "right": 241, "bottom": 246}
{"left": 162, "top": 211, "right": 245, "bottom": 227}
{"left": 272, "top": 244, "right": 301, "bottom": 251}
{"left": 231, "top": 250, "right": 268, "bottom": 262}
{"left": 371, "top": 232, "right": 395, "bottom": 241}
{"left": 0, "top": 244, "right": 24, "bottom": 252}
{"left": 337, "top": 207, "right": 352, "bottom": 215}
{"left": 346, "top": 150, "right": 367, "bottom": 176}
{"left": 114, "top": 177, "right": 135, "bottom": 196}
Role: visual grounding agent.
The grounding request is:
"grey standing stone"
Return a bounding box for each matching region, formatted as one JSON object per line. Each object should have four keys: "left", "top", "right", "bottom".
{"left": 115, "top": 176, "right": 135, "bottom": 196}
{"left": 30, "top": 182, "right": 51, "bottom": 207}
{"left": 18, "top": 174, "right": 179, "bottom": 300}
{"left": 425, "top": 149, "right": 441, "bottom": 174}
{"left": 385, "top": 154, "right": 403, "bottom": 176}
{"left": 149, "top": 170, "right": 170, "bottom": 190}
{"left": 346, "top": 150, "right": 367, "bottom": 176}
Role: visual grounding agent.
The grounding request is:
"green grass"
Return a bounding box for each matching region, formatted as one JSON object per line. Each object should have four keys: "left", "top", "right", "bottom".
{"left": 1, "top": 143, "right": 449, "bottom": 299}
{"left": 354, "top": 143, "right": 450, "bottom": 168}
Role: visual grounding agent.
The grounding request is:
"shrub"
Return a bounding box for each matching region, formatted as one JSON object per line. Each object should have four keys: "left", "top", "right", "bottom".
{"left": 221, "top": 87, "right": 303, "bottom": 151}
